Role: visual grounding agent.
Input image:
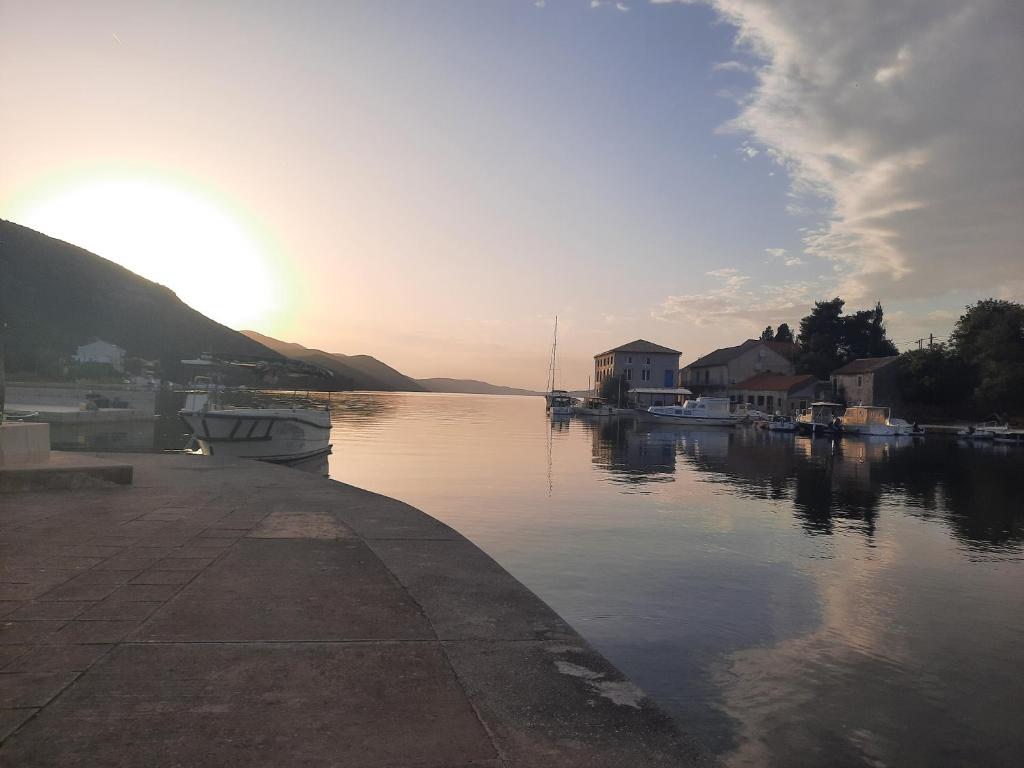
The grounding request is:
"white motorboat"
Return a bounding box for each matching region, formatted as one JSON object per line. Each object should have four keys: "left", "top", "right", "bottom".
{"left": 180, "top": 392, "right": 332, "bottom": 464}
{"left": 179, "top": 355, "right": 334, "bottom": 465}
{"left": 842, "top": 406, "right": 923, "bottom": 437}
{"left": 957, "top": 420, "right": 1011, "bottom": 441}
{"left": 796, "top": 402, "right": 845, "bottom": 436}
{"left": 766, "top": 414, "right": 798, "bottom": 432}
{"left": 572, "top": 397, "right": 613, "bottom": 416}
{"left": 636, "top": 397, "right": 739, "bottom": 427}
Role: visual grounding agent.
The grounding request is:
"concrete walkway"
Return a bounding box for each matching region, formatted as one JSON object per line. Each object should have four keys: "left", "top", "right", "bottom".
{"left": 0, "top": 454, "right": 708, "bottom": 767}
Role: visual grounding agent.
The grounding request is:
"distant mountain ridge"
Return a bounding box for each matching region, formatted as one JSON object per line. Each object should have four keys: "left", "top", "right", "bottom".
{"left": 417, "top": 378, "right": 541, "bottom": 397}
{"left": 240, "top": 331, "right": 425, "bottom": 392}
{"left": 0, "top": 220, "right": 280, "bottom": 379}
{"left": 242, "top": 332, "right": 539, "bottom": 396}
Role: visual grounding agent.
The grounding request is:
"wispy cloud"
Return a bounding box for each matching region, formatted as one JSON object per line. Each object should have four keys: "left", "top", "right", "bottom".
{"left": 712, "top": 60, "right": 751, "bottom": 73}
{"left": 764, "top": 247, "right": 786, "bottom": 259}
{"left": 668, "top": 0, "right": 1024, "bottom": 305}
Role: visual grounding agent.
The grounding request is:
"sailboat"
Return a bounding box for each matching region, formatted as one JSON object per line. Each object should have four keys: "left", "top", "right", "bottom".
{"left": 545, "top": 317, "right": 572, "bottom": 418}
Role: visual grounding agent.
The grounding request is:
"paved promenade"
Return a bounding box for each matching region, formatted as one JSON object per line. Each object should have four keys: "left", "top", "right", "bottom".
{"left": 0, "top": 453, "right": 707, "bottom": 767}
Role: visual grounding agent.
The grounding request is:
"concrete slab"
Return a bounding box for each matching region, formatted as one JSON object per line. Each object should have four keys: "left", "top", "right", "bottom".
{"left": 2, "top": 643, "right": 498, "bottom": 768}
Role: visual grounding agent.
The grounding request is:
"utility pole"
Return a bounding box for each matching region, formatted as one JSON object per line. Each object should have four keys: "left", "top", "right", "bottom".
{"left": 929, "top": 333, "right": 934, "bottom": 348}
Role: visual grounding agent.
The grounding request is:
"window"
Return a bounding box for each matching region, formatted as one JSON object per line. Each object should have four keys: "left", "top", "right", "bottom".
{"left": 704, "top": 369, "right": 710, "bottom": 383}
{"left": 627, "top": 356, "right": 633, "bottom": 363}
{"left": 800, "top": 400, "right": 807, "bottom": 410}
{"left": 641, "top": 369, "right": 651, "bottom": 382}
{"left": 757, "top": 395, "right": 764, "bottom": 406}
{"left": 747, "top": 396, "right": 754, "bottom": 404}
{"left": 625, "top": 368, "right": 632, "bottom": 381}
{"left": 857, "top": 375, "right": 863, "bottom": 387}
{"left": 646, "top": 357, "right": 651, "bottom": 364}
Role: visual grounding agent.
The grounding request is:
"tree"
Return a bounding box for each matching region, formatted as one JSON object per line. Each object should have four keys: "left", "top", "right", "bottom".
{"left": 795, "top": 298, "right": 899, "bottom": 379}
{"left": 599, "top": 374, "right": 630, "bottom": 408}
{"left": 796, "top": 298, "right": 846, "bottom": 379}
{"left": 898, "top": 345, "right": 973, "bottom": 412}
{"left": 760, "top": 326, "right": 775, "bottom": 342}
{"left": 775, "top": 323, "right": 794, "bottom": 343}
{"left": 951, "top": 299, "right": 1024, "bottom": 412}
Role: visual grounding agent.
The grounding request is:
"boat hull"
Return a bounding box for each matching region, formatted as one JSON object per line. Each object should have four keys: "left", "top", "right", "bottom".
{"left": 634, "top": 409, "right": 737, "bottom": 427}
{"left": 180, "top": 408, "right": 332, "bottom": 463}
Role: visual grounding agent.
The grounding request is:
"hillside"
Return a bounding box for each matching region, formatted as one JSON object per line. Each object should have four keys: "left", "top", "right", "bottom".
{"left": 0, "top": 220, "right": 280, "bottom": 379}
{"left": 241, "top": 331, "right": 426, "bottom": 392}
{"left": 417, "top": 378, "right": 541, "bottom": 397}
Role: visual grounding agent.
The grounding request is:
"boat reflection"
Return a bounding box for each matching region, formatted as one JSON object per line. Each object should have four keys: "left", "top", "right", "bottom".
{"left": 587, "top": 418, "right": 1024, "bottom": 549}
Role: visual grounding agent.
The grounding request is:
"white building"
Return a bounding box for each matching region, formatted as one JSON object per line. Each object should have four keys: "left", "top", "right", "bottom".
{"left": 73, "top": 340, "right": 126, "bottom": 371}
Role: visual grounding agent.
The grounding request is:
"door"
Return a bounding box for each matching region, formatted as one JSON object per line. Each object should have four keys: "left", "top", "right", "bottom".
{"left": 664, "top": 369, "right": 674, "bottom": 387}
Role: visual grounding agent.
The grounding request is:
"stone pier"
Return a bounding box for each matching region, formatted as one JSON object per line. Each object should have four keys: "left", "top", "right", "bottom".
{"left": 0, "top": 453, "right": 708, "bottom": 767}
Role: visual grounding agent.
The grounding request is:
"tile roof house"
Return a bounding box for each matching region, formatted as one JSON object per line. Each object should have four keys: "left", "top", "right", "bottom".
{"left": 729, "top": 372, "right": 824, "bottom": 415}
{"left": 680, "top": 339, "right": 796, "bottom": 394}
{"left": 831, "top": 356, "right": 903, "bottom": 407}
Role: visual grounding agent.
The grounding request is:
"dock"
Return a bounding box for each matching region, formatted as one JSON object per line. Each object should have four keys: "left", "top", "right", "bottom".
{"left": 0, "top": 453, "right": 707, "bottom": 767}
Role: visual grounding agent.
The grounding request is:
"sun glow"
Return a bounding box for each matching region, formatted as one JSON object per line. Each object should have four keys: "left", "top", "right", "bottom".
{"left": 9, "top": 174, "right": 287, "bottom": 330}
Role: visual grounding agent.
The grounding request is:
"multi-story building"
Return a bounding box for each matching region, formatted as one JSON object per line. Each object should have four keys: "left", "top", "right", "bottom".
{"left": 594, "top": 340, "right": 681, "bottom": 391}
{"left": 680, "top": 339, "right": 796, "bottom": 394}
{"left": 72, "top": 340, "right": 126, "bottom": 372}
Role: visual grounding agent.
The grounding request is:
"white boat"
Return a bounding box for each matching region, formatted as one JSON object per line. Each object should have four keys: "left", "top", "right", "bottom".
{"left": 841, "top": 405, "right": 923, "bottom": 437}
{"left": 180, "top": 392, "right": 332, "bottom": 464}
{"left": 544, "top": 317, "right": 572, "bottom": 418}
{"left": 178, "top": 355, "right": 334, "bottom": 465}
{"left": 766, "top": 414, "right": 798, "bottom": 432}
{"left": 546, "top": 390, "right": 573, "bottom": 417}
{"left": 957, "top": 420, "right": 1009, "bottom": 441}
{"left": 796, "top": 402, "right": 845, "bottom": 436}
{"left": 636, "top": 397, "right": 739, "bottom": 426}
{"left": 572, "top": 397, "right": 613, "bottom": 416}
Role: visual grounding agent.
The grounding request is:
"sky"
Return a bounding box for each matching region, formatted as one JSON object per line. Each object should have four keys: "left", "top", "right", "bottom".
{"left": 1, "top": 0, "right": 1021, "bottom": 390}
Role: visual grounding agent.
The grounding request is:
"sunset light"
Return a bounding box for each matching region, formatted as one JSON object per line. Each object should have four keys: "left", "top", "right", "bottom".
{"left": 9, "top": 174, "right": 285, "bottom": 330}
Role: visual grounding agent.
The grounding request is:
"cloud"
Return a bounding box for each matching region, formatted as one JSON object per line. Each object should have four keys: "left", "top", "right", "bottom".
{"left": 654, "top": 271, "right": 817, "bottom": 329}
{"left": 764, "top": 247, "right": 787, "bottom": 258}
{"left": 784, "top": 257, "right": 804, "bottom": 267}
{"left": 678, "top": 0, "right": 1024, "bottom": 305}
{"left": 616, "top": 2, "right": 631, "bottom": 10}
{"left": 712, "top": 60, "right": 752, "bottom": 73}
{"left": 534, "top": 0, "right": 546, "bottom": 7}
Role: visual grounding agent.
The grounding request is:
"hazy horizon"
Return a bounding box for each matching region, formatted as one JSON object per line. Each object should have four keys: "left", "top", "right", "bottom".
{"left": 2, "top": 1, "right": 1020, "bottom": 390}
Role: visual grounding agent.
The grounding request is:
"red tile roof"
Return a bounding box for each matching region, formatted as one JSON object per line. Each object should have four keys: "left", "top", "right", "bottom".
{"left": 732, "top": 372, "right": 819, "bottom": 393}
{"left": 831, "top": 356, "right": 900, "bottom": 375}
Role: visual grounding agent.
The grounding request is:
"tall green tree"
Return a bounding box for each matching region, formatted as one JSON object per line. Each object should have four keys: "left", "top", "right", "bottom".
{"left": 796, "top": 298, "right": 846, "bottom": 378}
{"left": 759, "top": 326, "right": 775, "bottom": 342}
{"left": 951, "top": 299, "right": 1024, "bottom": 412}
{"left": 599, "top": 374, "right": 630, "bottom": 408}
{"left": 898, "top": 344, "right": 973, "bottom": 411}
{"left": 775, "top": 323, "right": 794, "bottom": 343}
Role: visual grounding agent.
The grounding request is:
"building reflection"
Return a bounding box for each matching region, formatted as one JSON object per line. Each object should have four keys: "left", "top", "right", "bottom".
{"left": 587, "top": 418, "right": 1024, "bottom": 549}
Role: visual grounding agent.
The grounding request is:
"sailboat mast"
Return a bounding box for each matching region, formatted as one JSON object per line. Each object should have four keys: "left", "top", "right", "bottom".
{"left": 547, "top": 315, "right": 559, "bottom": 392}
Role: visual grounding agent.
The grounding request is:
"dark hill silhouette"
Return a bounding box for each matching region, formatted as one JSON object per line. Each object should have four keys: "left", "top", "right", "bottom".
{"left": 417, "top": 378, "right": 541, "bottom": 397}
{"left": 241, "top": 330, "right": 426, "bottom": 392}
{"left": 0, "top": 220, "right": 280, "bottom": 380}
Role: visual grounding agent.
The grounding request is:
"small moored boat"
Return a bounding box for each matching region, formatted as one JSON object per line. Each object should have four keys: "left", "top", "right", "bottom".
{"left": 766, "top": 414, "right": 797, "bottom": 432}
{"left": 842, "top": 406, "right": 923, "bottom": 437}
{"left": 796, "top": 402, "right": 845, "bottom": 436}
{"left": 636, "top": 397, "right": 739, "bottom": 427}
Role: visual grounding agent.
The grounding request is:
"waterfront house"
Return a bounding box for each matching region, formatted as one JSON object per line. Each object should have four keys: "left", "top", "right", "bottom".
{"left": 594, "top": 340, "right": 681, "bottom": 391}
{"left": 72, "top": 340, "right": 126, "bottom": 372}
{"left": 831, "top": 356, "right": 902, "bottom": 407}
{"left": 680, "top": 339, "right": 796, "bottom": 395}
{"left": 729, "top": 372, "right": 823, "bottom": 415}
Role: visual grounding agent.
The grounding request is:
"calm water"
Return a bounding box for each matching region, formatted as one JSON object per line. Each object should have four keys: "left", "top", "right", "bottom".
{"left": 94, "top": 392, "right": 1024, "bottom": 766}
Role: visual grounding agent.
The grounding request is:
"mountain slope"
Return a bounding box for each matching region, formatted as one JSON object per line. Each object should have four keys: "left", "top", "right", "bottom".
{"left": 0, "top": 220, "right": 280, "bottom": 378}
{"left": 241, "top": 331, "right": 425, "bottom": 392}
{"left": 416, "top": 378, "right": 541, "bottom": 397}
